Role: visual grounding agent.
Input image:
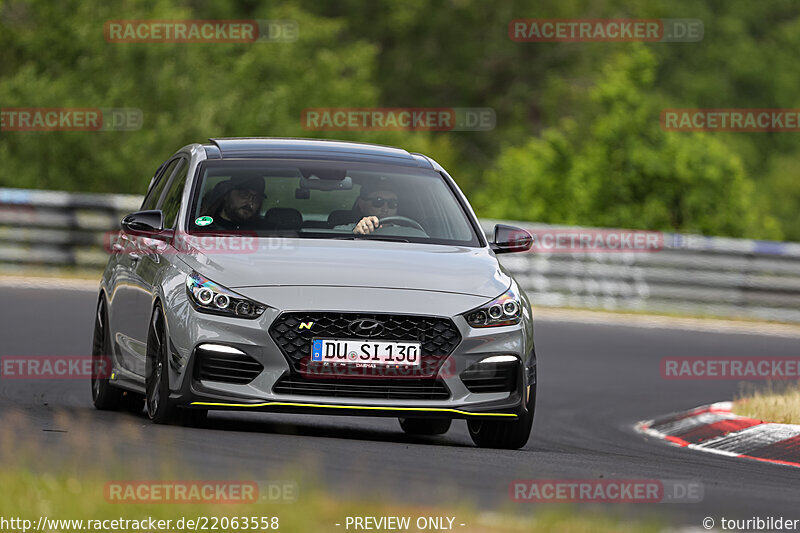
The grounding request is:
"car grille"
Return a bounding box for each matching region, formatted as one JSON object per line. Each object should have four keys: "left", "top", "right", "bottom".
{"left": 268, "top": 312, "right": 461, "bottom": 373}
{"left": 272, "top": 374, "right": 450, "bottom": 400}
{"left": 460, "top": 361, "right": 518, "bottom": 393}
{"left": 193, "top": 347, "right": 263, "bottom": 385}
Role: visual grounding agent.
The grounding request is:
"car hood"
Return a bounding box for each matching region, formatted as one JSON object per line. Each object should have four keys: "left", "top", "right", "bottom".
{"left": 177, "top": 238, "right": 509, "bottom": 298}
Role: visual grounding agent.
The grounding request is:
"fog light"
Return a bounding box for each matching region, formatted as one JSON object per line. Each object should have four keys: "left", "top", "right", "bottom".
{"left": 196, "top": 343, "right": 246, "bottom": 355}
{"left": 478, "top": 354, "right": 518, "bottom": 364}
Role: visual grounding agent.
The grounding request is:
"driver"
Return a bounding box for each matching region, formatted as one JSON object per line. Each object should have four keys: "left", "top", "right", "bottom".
{"left": 351, "top": 182, "right": 399, "bottom": 235}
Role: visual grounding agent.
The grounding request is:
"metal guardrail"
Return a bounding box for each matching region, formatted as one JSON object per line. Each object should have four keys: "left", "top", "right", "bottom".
{"left": 0, "top": 188, "right": 141, "bottom": 268}
{"left": 2, "top": 188, "right": 799, "bottom": 323}
{"left": 480, "top": 220, "right": 800, "bottom": 323}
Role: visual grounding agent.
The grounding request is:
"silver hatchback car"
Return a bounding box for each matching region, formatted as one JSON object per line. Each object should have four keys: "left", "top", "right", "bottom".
{"left": 92, "top": 138, "right": 537, "bottom": 449}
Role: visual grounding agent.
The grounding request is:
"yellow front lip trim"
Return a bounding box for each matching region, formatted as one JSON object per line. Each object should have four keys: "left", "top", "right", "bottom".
{"left": 191, "top": 400, "right": 517, "bottom": 418}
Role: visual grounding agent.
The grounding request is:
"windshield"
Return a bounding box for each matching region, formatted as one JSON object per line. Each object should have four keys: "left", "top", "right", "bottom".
{"left": 185, "top": 159, "right": 482, "bottom": 246}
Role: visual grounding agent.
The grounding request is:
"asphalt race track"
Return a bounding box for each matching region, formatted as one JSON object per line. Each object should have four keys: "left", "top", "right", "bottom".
{"left": 2, "top": 285, "right": 799, "bottom": 527}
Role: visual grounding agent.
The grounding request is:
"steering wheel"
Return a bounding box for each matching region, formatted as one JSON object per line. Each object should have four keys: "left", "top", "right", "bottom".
{"left": 379, "top": 216, "right": 425, "bottom": 232}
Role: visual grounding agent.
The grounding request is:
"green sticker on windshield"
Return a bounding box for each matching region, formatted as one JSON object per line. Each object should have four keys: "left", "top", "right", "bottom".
{"left": 195, "top": 216, "right": 213, "bottom": 226}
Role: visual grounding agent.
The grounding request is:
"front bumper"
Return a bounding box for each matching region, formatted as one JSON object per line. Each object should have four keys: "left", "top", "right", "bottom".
{"left": 173, "top": 363, "right": 530, "bottom": 420}
{"left": 163, "top": 288, "right": 536, "bottom": 420}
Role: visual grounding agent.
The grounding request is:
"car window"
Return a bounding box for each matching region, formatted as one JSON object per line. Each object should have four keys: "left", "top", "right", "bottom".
{"left": 159, "top": 158, "right": 190, "bottom": 229}
{"left": 141, "top": 158, "right": 180, "bottom": 211}
{"left": 261, "top": 170, "right": 358, "bottom": 217}
{"left": 186, "top": 159, "right": 481, "bottom": 247}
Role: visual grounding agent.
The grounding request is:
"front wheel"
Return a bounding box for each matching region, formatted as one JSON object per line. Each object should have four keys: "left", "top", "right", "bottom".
{"left": 145, "top": 305, "right": 178, "bottom": 424}
{"left": 91, "top": 296, "right": 122, "bottom": 410}
{"left": 145, "top": 305, "right": 207, "bottom": 427}
{"left": 468, "top": 386, "right": 535, "bottom": 449}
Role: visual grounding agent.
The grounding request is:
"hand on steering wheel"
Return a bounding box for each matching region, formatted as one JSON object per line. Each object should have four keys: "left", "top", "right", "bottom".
{"left": 353, "top": 216, "right": 381, "bottom": 235}
{"left": 376, "top": 215, "right": 425, "bottom": 232}
{"left": 353, "top": 215, "right": 426, "bottom": 235}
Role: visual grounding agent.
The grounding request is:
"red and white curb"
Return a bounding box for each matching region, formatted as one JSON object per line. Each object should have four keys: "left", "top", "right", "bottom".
{"left": 636, "top": 401, "right": 800, "bottom": 468}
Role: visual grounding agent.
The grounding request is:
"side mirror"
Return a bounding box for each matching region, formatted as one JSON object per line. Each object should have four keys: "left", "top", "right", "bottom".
{"left": 491, "top": 224, "right": 533, "bottom": 254}
{"left": 121, "top": 210, "right": 166, "bottom": 237}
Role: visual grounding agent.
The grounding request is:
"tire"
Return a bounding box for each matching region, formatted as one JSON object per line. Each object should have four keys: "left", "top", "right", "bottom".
{"left": 468, "top": 385, "right": 536, "bottom": 449}
{"left": 91, "top": 296, "right": 123, "bottom": 410}
{"left": 145, "top": 305, "right": 179, "bottom": 424}
{"left": 145, "top": 305, "right": 208, "bottom": 427}
{"left": 398, "top": 417, "right": 452, "bottom": 436}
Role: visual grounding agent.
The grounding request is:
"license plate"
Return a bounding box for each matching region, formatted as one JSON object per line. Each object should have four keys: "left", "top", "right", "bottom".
{"left": 311, "top": 338, "right": 421, "bottom": 367}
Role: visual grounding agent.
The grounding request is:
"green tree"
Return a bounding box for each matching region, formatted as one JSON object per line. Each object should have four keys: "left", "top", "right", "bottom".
{"left": 0, "top": 0, "right": 453, "bottom": 193}
{"left": 475, "top": 45, "right": 781, "bottom": 239}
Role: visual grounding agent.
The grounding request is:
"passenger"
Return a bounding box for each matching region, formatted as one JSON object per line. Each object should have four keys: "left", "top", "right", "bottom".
{"left": 199, "top": 176, "right": 266, "bottom": 231}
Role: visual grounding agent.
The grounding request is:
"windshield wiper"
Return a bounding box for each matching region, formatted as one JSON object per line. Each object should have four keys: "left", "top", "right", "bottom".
{"left": 361, "top": 236, "right": 410, "bottom": 243}
{"left": 325, "top": 234, "right": 410, "bottom": 243}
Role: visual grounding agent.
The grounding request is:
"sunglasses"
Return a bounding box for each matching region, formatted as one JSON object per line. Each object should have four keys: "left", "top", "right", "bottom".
{"left": 366, "top": 196, "right": 399, "bottom": 209}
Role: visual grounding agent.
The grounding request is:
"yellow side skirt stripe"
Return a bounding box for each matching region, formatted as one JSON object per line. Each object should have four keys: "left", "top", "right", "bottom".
{"left": 191, "top": 401, "right": 517, "bottom": 418}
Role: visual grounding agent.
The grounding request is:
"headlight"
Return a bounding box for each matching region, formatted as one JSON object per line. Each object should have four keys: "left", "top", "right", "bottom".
{"left": 464, "top": 287, "right": 522, "bottom": 328}
{"left": 186, "top": 271, "right": 266, "bottom": 319}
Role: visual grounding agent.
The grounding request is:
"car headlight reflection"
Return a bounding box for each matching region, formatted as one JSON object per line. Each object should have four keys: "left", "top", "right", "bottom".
{"left": 186, "top": 271, "right": 266, "bottom": 319}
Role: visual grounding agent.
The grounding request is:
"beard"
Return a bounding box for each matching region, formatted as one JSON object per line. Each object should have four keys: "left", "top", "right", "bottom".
{"left": 224, "top": 204, "right": 255, "bottom": 224}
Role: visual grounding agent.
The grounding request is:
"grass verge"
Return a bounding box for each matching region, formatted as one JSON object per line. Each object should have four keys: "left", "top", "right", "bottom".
{"left": 733, "top": 382, "right": 800, "bottom": 425}
{"left": 0, "top": 467, "right": 664, "bottom": 533}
